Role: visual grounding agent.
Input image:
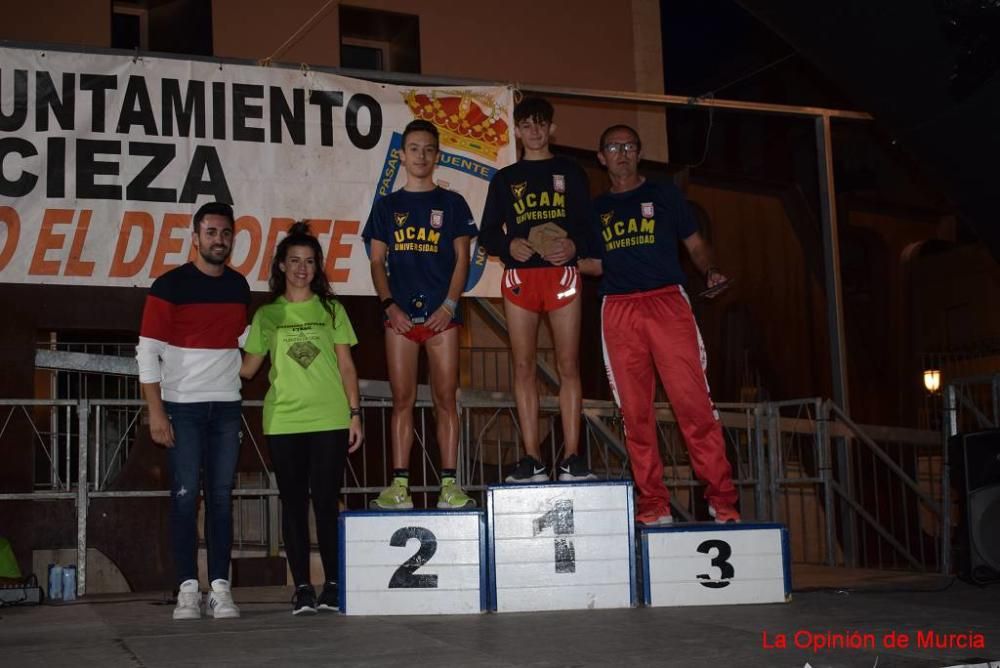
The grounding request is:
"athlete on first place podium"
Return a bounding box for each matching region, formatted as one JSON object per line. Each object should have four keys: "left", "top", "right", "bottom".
{"left": 479, "top": 97, "right": 599, "bottom": 486}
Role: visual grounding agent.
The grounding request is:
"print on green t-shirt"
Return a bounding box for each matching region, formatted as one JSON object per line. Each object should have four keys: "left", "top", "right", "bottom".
{"left": 244, "top": 296, "right": 358, "bottom": 435}
{"left": 287, "top": 341, "right": 321, "bottom": 368}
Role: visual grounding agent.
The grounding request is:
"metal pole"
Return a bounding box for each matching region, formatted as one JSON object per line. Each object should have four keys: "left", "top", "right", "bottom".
{"left": 816, "top": 398, "right": 836, "bottom": 566}
{"left": 767, "top": 404, "right": 781, "bottom": 524}
{"left": 64, "top": 405, "right": 72, "bottom": 492}
{"left": 49, "top": 332, "right": 59, "bottom": 489}
{"left": 76, "top": 400, "right": 89, "bottom": 597}
{"left": 266, "top": 472, "right": 279, "bottom": 558}
{"left": 753, "top": 403, "right": 768, "bottom": 519}
{"left": 829, "top": 399, "right": 857, "bottom": 567}
{"left": 991, "top": 373, "right": 999, "bottom": 428}
{"left": 816, "top": 117, "right": 857, "bottom": 567}
{"left": 94, "top": 406, "right": 102, "bottom": 491}
{"left": 941, "top": 383, "right": 958, "bottom": 575}
{"left": 815, "top": 115, "right": 850, "bottom": 414}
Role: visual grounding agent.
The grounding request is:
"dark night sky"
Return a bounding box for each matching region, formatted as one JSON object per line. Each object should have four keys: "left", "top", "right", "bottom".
{"left": 659, "top": 0, "right": 854, "bottom": 108}
{"left": 657, "top": 0, "right": 953, "bottom": 216}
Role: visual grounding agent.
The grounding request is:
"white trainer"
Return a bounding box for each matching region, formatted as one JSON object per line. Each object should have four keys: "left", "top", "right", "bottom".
{"left": 207, "top": 579, "right": 240, "bottom": 619}
{"left": 172, "top": 579, "right": 202, "bottom": 620}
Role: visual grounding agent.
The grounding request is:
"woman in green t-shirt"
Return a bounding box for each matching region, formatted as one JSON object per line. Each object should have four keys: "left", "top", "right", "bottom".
{"left": 240, "top": 222, "right": 363, "bottom": 616}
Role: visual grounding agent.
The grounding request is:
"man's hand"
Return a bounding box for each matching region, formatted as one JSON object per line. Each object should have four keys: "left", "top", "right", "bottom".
{"left": 543, "top": 238, "right": 576, "bottom": 266}
{"left": 699, "top": 267, "right": 731, "bottom": 299}
{"left": 148, "top": 406, "right": 175, "bottom": 448}
{"left": 706, "top": 267, "right": 728, "bottom": 288}
{"left": 509, "top": 237, "right": 535, "bottom": 262}
{"left": 424, "top": 305, "right": 453, "bottom": 332}
{"left": 386, "top": 303, "right": 413, "bottom": 334}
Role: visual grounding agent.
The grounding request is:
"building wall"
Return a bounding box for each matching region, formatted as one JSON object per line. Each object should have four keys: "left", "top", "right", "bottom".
{"left": 210, "top": 0, "right": 667, "bottom": 155}
{"left": 686, "top": 182, "right": 830, "bottom": 402}
{"left": 0, "top": 0, "right": 110, "bottom": 47}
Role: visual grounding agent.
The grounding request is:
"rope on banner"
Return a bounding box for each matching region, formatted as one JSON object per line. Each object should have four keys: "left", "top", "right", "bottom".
{"left": 258, "top": 0, "right": 337, "bottom": 66}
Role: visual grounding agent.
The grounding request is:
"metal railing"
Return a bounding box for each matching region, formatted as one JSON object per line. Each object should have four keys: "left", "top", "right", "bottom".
{"left": 763, "top": 398, "right": 946, "bottom": 572}
{"left": 944, "top": 373, "right": 1000, "bottom": 436}
{"left": 1, "top": 393, "right": 944, "bottom": 594}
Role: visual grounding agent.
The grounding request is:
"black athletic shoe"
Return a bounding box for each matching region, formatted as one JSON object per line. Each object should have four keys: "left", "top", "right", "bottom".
{"left": 505, "top": 455, "right": 549, "bottom": 483}
{"left": 317, "top": 582, "right": 338, "bottom": 611}
{"left": 557, "top": 453, "right": 598, "bottom": 481}
{"left": 292, "top": 585, "right": 317, "bottom": 616}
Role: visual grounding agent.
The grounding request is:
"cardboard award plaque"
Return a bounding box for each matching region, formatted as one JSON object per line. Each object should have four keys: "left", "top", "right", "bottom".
{"left": 527, "top": 223, "right": 568, "bottom": 256}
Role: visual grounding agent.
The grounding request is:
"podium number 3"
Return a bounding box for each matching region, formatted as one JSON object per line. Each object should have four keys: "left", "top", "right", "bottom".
{"left": 534, "top": 499, "right": 576, "bottom": 573}
{"left": 696, "top": 539, "right": 734, "bottom": 589}
{"left": 388, "top": 527, "right": 439, "bottom": 589}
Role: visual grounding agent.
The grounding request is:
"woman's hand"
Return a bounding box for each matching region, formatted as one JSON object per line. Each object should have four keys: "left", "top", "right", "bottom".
{"left": 348, "top": 415, "right": 364, "bottom": 453}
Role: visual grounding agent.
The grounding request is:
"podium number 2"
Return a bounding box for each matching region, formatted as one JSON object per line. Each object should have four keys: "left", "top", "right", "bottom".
{"left": 696, "top": 539, "right": 734, "bottom": 589}
{"left": 533, "top": 499, "right": 576, "bottom": 573}
{"left": 388, "top": 527, "right": 439, "bottom": 589}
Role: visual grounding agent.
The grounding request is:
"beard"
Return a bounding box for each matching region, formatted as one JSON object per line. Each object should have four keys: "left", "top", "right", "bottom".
{"left": 199, "top": 244, "right": 231, "bottom": 265}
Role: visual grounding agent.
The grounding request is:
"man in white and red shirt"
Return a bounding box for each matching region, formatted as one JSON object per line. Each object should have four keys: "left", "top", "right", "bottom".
{"left": 136, "top": 202, "right": 250, "bottom": 620}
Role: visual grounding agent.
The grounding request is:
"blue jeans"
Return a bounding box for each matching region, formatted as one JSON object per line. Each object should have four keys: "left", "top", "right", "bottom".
{"left": 164, "top": 401, "right": 242, "bottom": 586}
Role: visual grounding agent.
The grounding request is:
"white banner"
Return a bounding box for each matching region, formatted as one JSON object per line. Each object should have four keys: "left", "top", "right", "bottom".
{"left": 0, "top": 46, "right": 515, "bottom": 295}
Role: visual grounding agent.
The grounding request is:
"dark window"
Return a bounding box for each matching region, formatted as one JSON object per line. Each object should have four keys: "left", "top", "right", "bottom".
{"left": 111, "top": 3, "right": 147, "bottom": 50}
{"left": 342, "top": 43, "right": 385, "bottom": 71}
{"left": 111, "top": 0, "right": 213, "bottom": 56}
{"left": 339, "top": 5, "right": 420, "bottom": 73}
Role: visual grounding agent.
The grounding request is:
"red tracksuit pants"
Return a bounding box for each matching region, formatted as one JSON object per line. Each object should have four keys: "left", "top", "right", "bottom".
{"left": 601, "top": 284, "right": 738, "bottom": 517}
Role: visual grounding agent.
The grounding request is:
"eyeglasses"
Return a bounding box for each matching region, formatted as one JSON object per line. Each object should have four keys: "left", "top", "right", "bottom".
{"left": 603, "top": 142, "right": 640, "bottom": 154}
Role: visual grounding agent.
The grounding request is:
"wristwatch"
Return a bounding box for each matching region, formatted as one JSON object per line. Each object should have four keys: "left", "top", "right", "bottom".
{"left": 380, "top": 297, "right": 395, "bottom": 311}
{"left": 349, "top": 407, "right": 362, "bottom": 418}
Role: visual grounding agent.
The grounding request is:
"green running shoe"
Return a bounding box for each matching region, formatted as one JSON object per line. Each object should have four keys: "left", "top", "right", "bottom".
{"left": 437, "top": 477, "right": 476, "bottom": 509}
{"left": 370, "top": 477, "right": 413, "bottom": 510}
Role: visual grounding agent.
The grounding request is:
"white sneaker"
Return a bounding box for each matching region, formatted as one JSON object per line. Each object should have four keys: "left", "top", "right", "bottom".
{"left": 207, "top": 579, "right": 240, "bottom": 619}
{"left": 172, "top": 579, "right": 202, "bottom": 620}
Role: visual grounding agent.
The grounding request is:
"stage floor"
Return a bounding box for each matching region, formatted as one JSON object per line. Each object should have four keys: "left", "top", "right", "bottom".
{"left": 2, "top": 567, "right": 997, "bottom": 667}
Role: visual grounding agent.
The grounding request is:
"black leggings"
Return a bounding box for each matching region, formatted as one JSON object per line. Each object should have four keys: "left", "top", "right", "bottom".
{"left": 267, "top": 430, "right": 348, "bottom": 586}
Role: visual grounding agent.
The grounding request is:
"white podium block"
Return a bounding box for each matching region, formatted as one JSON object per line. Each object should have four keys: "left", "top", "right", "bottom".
{"left": 640, "top": 522, "right": 791, "bottom": 607}
{"left": 487, "top": 481, "right": 636, "bottom": 613}
{"left": 339, "top": 510, "right": 486, "bottom": 615}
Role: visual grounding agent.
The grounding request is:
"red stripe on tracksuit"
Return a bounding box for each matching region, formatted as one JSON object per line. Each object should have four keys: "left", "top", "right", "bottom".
{"left": 601, "top": 284, "right": 737, "bottom": 517}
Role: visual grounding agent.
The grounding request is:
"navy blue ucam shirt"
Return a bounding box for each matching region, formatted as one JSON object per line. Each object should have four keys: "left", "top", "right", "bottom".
{"left": 362, "top": 187, "right": 477, "bottom": 322}
{"left": 590, "top": 180, "right": 698, "bottom": 295}
{"left": 478, "top": 156, "right": 595, "bottom": 268}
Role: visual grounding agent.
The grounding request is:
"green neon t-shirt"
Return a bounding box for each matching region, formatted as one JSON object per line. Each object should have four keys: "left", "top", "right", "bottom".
{"left": 244, "top": 296, "right": 358, "bottom": 435}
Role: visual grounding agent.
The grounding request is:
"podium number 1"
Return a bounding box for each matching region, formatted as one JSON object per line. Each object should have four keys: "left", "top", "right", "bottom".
{"left": 533, "top": 499, "right": 576, "bottom": 573}
{"left": 388, "top": 527, "right": 439, "bottom": 589}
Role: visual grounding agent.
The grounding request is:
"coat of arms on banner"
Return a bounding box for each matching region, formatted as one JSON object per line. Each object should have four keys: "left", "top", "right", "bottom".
{"left": 430, "top": 210, "right": 443, "bottom": 229}
{"left": 395, "top": 212, "right": 409, "bottom": 227}
{"left": 553, "top": 174, "right": 565, "bottom": 193}
{"left": 403, "top": 90, "right": 510, "bottom": 160}
{"left": 641, "top": 202, "right": 655, "bottom": 218}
